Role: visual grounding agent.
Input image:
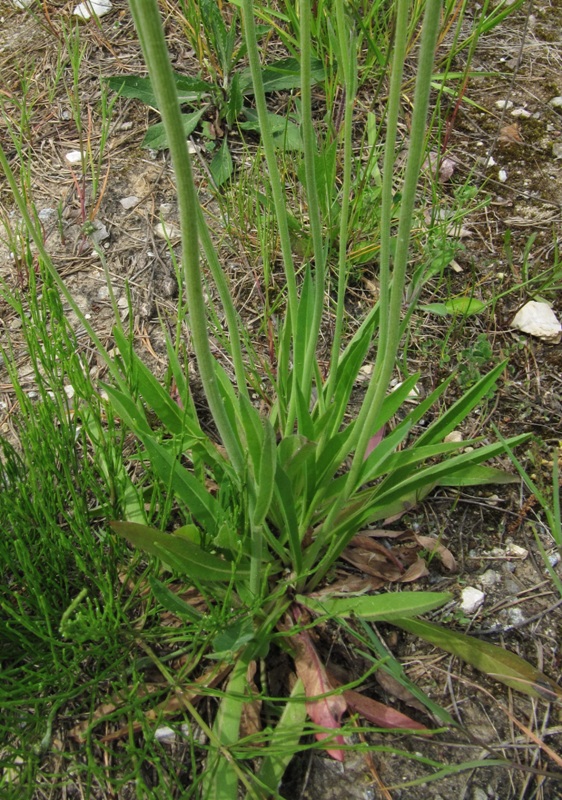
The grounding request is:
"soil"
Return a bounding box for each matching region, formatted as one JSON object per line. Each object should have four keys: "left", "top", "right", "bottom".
{"left": 1, "top": 1, "right": 561, "bottom": 799}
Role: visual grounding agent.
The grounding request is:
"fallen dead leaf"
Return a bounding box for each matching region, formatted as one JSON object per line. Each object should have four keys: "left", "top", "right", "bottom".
{"left": 291, "top": 613, "right": 347, "bottom": 761}
{"left": 414, "top": 535, "right": 458, "bottom": 572}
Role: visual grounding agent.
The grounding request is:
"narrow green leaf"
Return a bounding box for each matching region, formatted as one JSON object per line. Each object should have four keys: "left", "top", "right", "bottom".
{"left": 148, "top": 576, "right": 203, "bottom": 621}
{"left": 252, "top": 419, "right": 277, "bottom": 527}
{"left": 112, "top": 521, "right": 249, "bottom": 581}
{"left": 297, "top": 592, "right": 451, "bottom": 621}
{"left": 415, "top": 361, "right": 507, "bottom": 448}
{"left": 391, "top": 617, "right": 562, "bottom": 702}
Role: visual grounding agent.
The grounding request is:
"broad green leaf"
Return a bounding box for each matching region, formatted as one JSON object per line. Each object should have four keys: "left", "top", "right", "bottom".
{"left": 239, "top": 56, "right": 325, "bottom": 94}
{"left": 239, "top": 108, "right": 302, "bottom": 150}
{"left": 297, "top": 592, "right": 451, "bottom": 621}
{"left": 112, "top": 521, "right": 249, "bottom": 581}
{"left": 391, "top": 617, "right": 562, "bottom": 702}
{"left": 142, "top": 109, "right": 205, "bottom": 149}
{"left": 420, "top": 297, "right": 486, "bottom": 317}
{"left": 148, "top": 576, "right": 203, "bottom": 621}
{"left": 210, "top": 617, "right": 255, "bottom": 658}
{"left": 107, "top": 74, "right": 209, "bottom": 107}
{"left": 210, "top": 139, "right": 234, "bottom": 187}
{"left": 226, "top": 72, "right": 243, "bottom": 127}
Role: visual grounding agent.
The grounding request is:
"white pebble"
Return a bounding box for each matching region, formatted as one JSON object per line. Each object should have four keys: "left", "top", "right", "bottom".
{"left": 460, "top": 587, "right": 485, "bottom": 615}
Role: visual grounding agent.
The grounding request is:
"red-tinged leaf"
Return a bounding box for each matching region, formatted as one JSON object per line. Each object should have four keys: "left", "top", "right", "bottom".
{"left": 291, "top": 622, "right": 347, "bottom": 761}
{"left": 343, "top": 688, "right": 428, "bottom": 731}
{"left": 364, "top": 426, "right": 385, "bottom": 459}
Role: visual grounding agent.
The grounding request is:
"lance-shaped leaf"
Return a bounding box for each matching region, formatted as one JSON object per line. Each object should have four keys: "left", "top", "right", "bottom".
{"left": 391, "top": 617, "right": 562, "bottom": 702}
{"left": 297, "top": 592, "right": 451, "bottom": 622}
{"left": 291, "top": 626, "right": 347, "bottom": 760}
{"left": 112, "top": 521, "right": 250, "bottom": 582}
{"left": 328, "top": 671, "right": 428, "bottom": 731}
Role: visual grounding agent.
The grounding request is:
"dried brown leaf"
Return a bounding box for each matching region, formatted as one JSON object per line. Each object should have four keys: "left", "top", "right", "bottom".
{"left": 499, "top": 122, "right": 523, "bottom": 144}
{"left": 398, "top": 557, "right": 429, "bottom": 583}
{"left": 414, "top": 535, "right": 458, "bottom": 572}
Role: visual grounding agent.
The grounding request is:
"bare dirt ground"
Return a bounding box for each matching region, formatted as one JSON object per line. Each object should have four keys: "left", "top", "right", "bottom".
{"left": 0, "top": 1, "right": 561, "bottom": 798}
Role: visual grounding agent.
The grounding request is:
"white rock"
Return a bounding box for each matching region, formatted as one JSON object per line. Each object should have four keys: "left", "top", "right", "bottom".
{"left": 549, "top": 96, "right": 562, "bottom": 108}
{"left": 154, "top": 221, "right": 181, "bottom": 241}
{"left": 154, "top": 726, "right": 176, "bottom": 742}
{"left": 548, "top": 552, "right": 560, "bottom": 568}
{"left": 498, "top": 169, "right": 508, "bottom": 182}
{"left": 553, "top": 143, "right": 562, "bottom": 160}
{"left": 73, "top": 0, "right": 112, "bottom": 19}
{"left": 65, "top": 150, "right": 84, "bottom": 165}
{"left": 12, "top": 0, "right": 34, "bottom": 7}
{"left": 511, "top": 108, "right": 531, "bottom": 118}
{"left": 505, "top": 543, "right": 528, "bottom": 558}
{"left": 495, "top": 100, "right": 513, "bottom": 110}
{"left": 511, "top": 301, "right": 562, "bottom": 343}
{"left": 444, "top": 431, "right": 463, "bottom": 443}
{"left": 479, "top": 569, "right": 501, "bottom": 588}
{"left": 460, "top": 587, "right": 485, "bottom": 615}
{"left": 120, "top": 196, "right": 139, "bottom": 210}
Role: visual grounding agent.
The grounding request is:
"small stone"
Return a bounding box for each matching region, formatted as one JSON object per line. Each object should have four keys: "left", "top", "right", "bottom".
{"left": 548, "top": 552, "right": 560, "bottom": 568}
{"left": 73, "top": 0, "right": 112, "bottom": 19}
{"left": 444, "top": 431, "right": 463, "bottom": 443}
{"left": 511, "top": 108, "right": 531, "bottom": 118}
{"left": 460, "top": 587, "right": 485, "bottom": 615}
{"left": 505, "top": 543, "right": 528, "bottom": 558}
{"left": 89, "top": 220, "right": 109, "bottom": 244}
{"left": 154, "top": 221, "right": 181, "bottom": 241}
{"left": 65, "top": 150, "right": 83, "bottom": 165}
{"left": 495, "top": 100, "right": 513, "bottom": 110}
{"left": 549, "top": 96, "right": 562, "bottom": 108}
{"left": 472, "top": 788, "right": 488, "bottom": 800}
{"left": 479, "top": 569, "right": 501, "bottom": 589}
{"left": 552, "top": 143, "right": 562, "bottom": 160}
{"left": 38, "top": 207, "right": 56, "bottom": 222}
{"left": 154, "top": 726, "right": 176, "bottom": 742}
{"left": 506, "top": 607, "right": 525, "bottom": 625}
{"left": 511, "top": 301, "right": 562, "bottom": 344}
{"left": 498, "top": 169, "right": 508, "bottom": 182}
{"left": 120, "top": 196, "right": 139, "bottom": 210}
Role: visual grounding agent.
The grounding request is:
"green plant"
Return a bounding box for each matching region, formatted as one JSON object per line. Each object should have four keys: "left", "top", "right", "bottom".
{"left": 1, "top": 0, "right": 558, "bottom": 797}
{"left": 108, "top": 0, "right": 324, "bottom": 186}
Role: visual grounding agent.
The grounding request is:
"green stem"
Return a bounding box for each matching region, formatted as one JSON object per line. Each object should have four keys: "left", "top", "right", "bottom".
{"left": 239, "top": 0, "right": 299, "bottom": 423}
{"left": 324, "top": 0, "right": 357, "bottom": 402}
{"left": 128, "top": 0, "right": 244, "bottom": 474}
{"left": 298, "top": 0, "right": 327, "bottom": 403}
{"left": 304, "top": 0, "right": 442, "bottom": 584}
